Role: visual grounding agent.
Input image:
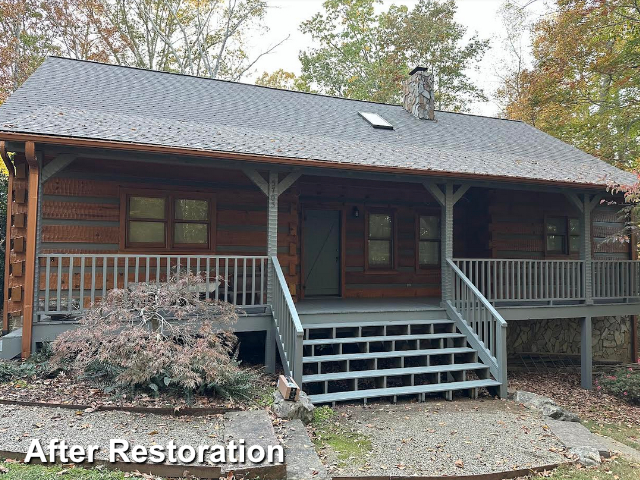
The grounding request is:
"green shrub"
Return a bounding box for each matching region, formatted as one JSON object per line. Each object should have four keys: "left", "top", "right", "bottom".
{"left": 0, "top": 343, "right": 53, "bottom": 382}
{"left": 597, "top": 368, "right": 640, "bottom": 404}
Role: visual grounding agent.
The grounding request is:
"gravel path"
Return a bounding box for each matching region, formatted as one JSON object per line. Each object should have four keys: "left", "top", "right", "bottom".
{"left": 313, "top": 398, "right": 567, "bottom": 476}
{"left": 0, "top": 404, "right": 223, "bottom": 465}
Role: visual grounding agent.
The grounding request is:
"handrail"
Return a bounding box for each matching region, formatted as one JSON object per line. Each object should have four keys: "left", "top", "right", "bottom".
{"left": 446, "top": 259, "right": 507, "bottom": 398}
{"left": 270, "top": 256, "right": 304, "bottom": 386}
{"left": 36, "top": 254, "right": 269, "bottom": 318}
{"left": 592, "top": 260, "right": 640, "bottom": 300}
{"left": 454, "top": 258, "right": 585, "bottom": 303}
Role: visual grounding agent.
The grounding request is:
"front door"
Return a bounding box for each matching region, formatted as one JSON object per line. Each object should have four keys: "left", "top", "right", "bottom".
{"left": 303, "top": 209, "right": 341, "bottom": 296}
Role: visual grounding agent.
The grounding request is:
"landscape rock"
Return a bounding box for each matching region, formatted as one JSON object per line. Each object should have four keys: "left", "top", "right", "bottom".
{"left": 569, "top": 446, "right": 601, "bottom": 466}
{"left": 513, "top": 390, "right": 580, "bottom": 422}
{"left": 271, "top": 390, "right": 315, "bottom": 424}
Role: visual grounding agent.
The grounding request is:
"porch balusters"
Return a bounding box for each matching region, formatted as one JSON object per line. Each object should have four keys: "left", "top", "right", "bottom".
{"left": 36, "top": 254, "right": 269, "bottom": 319}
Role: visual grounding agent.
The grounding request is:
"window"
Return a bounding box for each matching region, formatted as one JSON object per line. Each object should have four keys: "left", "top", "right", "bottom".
{"left": 124, "top": 191, "right": 214, "bottom": 250}
{"left": 545, "top": 216, "right": 580, "bottom": 255}
{"left": 358, "top": 111, "right": 394, "bottom": 130}
{"left": 367, "top": 212, "right": 394, "bottom": 269}
{"left": 417, "top": 215, "right": 440, "bottom": 267}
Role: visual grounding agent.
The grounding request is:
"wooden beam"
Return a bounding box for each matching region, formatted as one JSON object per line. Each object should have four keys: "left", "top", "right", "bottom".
{"left": 423, "top": 182, "right": 445, "bottom": 206}
{"left": 588, "top": 194, "right": 603, "bottom": 211}
{"left": 278, "top": 171, "right": 301, "bottom": 194}
{"left": 41, "top": 153, "right": 76, "bottom": 183}
{"left": 21, "top": 141, "right": 39, "bottom": 358}
{"left": 243, "top": 168, "right": 268, "bottom": 196}
{"left": 0, "top": 142, "right": 12, "bottom": 333}
{"left": 452, "top": 184, "right": 471, "bottom": 205}
{"left": 564, "top": 192, "right": 584, "bottom": 213}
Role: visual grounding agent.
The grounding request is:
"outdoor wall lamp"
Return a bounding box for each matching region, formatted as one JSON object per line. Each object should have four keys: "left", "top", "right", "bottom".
{"left": 352, "top": 206, "right": 360, "bottom": 218}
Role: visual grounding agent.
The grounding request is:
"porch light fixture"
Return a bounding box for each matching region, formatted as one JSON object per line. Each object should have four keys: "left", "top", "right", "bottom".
{"left": 352, "top": 206, "right": 360, "bottom": 218}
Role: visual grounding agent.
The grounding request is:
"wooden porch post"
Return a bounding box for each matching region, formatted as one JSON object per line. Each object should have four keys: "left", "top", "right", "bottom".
{"left": 21, "top": 142, "right": 39, "bottom": 358}
{"left": 0, "top": 142, "right": 13, "bottom": 335}
{"left": 581, "top": 316, "right": 593, "bottom": 389}
{"left": 244, "top": 168, "right": 300, "bottom": 374}
{"left": 424, "top": 182, "right": 469, "bottom": 302}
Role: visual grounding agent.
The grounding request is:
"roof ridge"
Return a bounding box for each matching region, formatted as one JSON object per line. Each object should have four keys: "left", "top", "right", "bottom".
{"left": 44, "top": 56, "right": 522, "bottom": 123}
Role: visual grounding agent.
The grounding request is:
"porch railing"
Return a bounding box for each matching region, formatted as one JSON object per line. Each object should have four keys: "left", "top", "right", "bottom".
{"left": 453, "top": 259, "right": 585, "bottom": 303}
{"left": 592, "top": 260, "right": 640, "bottom": 300}
{"left": 37, "top": 254, "right": 268, "bottom": 318}
{"left": 271, "top": 256, "right": 304, "bottom": 386}
{"left": 445, "top": 259, "right": 507, "bottom": 398}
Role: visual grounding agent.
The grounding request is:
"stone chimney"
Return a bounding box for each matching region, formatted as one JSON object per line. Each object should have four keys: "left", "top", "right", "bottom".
{"left": 403, "top": 66, "right": 435, "bottom": 120}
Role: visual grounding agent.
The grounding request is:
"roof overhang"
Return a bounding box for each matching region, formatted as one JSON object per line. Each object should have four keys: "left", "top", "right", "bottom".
{"left": 0, "top": 131, "right": 613, "bottom": 191}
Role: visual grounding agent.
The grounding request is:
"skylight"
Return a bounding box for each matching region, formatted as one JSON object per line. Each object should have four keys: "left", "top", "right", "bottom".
{"left": 359, "top": 111, "right": 394, "bottom": 130}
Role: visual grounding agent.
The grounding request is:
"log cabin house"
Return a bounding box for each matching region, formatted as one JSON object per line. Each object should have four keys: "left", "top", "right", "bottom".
{"left": 0, "top": 58, "right": 638, "bottom": 404}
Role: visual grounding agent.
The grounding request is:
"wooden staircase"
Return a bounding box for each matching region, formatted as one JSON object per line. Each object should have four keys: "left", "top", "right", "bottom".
{"left": 299, "top": 311, "right": 500, "bottom": 404}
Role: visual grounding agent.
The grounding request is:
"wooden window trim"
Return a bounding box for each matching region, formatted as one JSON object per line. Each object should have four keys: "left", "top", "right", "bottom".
{"left": 364, "top": 209, "right": 397, "bottom": 273}
{"left": 415, "top": 213, "right": 441, "bottom": 271}
{"left": 544, "top": 215, "right": 579, "bottom": 257}
{"left": 120, "top": 188, "right": 216, "bottom": 253}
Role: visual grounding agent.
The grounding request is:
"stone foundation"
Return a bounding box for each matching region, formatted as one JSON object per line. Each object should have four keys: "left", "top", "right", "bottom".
{"left": 507, "top": 316, "right": 633, "bottom": 363}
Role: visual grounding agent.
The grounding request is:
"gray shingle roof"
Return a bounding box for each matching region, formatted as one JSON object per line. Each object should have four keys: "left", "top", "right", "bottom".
{"left": 0, "top": 57, "right": 634, "bottom": 187}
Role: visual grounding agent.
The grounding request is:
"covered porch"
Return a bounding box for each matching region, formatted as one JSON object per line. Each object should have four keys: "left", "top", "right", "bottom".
{"left": 6, "top": 144, "right": 638, "bottom": 401}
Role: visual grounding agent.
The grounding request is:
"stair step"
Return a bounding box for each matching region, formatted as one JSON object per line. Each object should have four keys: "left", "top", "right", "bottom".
{"left": 303, "top": 346, "right": 474, "bottom": 364}
{"left": 304, "top": 332, "right": 464, "bottom": 346}
{"left": 303, "top": 319, "right": 453, "bottom": 331}
{"left": 303, "top": 362, "right": 488, "bottom": 383}
{"left": 309, "top": 379, "right": 501, "bottom": 404}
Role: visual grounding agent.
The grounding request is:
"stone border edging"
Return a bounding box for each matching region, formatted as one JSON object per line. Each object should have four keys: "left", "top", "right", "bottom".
{"left": 0, "top": 398, "right": 240, "bottom": 416}
{"left": 0, "top": 449, "right": 287, "bottom": 480}
{"left": 331, "top": 462, "right": 568, "bottom": 480}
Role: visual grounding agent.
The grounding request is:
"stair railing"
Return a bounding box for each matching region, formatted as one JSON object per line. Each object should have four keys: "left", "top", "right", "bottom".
{"left": 270, "top": 256, "right": 304, "bottom": 386}
{"left": 445, "top": 259, "right": 508, "bottom": 398}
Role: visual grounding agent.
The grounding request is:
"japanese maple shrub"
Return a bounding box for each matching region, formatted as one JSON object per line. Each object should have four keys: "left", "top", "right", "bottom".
{"left": 598, "top": 368, "right": 640, "bottom": 405}
{"left": 51, "top": 274, "right": 253, "bottom": 399}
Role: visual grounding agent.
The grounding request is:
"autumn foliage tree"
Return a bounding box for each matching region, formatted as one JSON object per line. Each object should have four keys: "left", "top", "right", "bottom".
{"left": 297, "top": 0, "right": 489, "bottom": 110}
{"left": 497, "top": 0, "right": 640, "bottom": 170}
{"left": 0, "top": 0, "right": 284, "bottom": 103}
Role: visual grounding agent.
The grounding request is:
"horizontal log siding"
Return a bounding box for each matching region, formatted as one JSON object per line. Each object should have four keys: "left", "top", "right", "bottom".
{"left": 592, "top": 204, "right": 629, "bottom": 259}
{"left": 39, "top": 156, "right": 300, "bottom": 298}
{"left": 6, "top": 153, "right": 28, "bottom": 322}
{"left": 487, "top": 190, "right": 630, "bottom": 260}
{"left": 298, "top": 176, "right": 441, "bottom": 298}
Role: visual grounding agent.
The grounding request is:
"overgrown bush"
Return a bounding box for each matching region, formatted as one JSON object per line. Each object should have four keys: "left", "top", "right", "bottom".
{"left": 51, "top": 274, "right": 258, "bottom": 400}
{"left": 598, "top": 368, "right": 640, "bottom": 405}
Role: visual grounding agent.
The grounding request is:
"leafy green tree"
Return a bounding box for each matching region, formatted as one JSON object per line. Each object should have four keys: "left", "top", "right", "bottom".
{"left": 498, "top": 0, "right": 640, "bottom": 170}
{"left": 299, "top": 0, "right": 489, "bottom": 110}
{"left": 255, "top": 68, "right": 312, "bottom": 91}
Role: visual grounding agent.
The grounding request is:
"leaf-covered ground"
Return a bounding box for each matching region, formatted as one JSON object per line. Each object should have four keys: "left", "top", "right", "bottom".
{"left": 0, "top": 365, "right": 276, "bottom": 411}
{"left": 522, "top": 456, "right": 640, "bottom": 480}
{"left": 510, "top": 371, "right": 640, "bottom": 450}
